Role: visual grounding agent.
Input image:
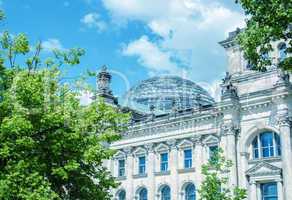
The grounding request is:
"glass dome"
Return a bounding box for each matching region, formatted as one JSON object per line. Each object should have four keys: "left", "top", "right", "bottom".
{"left": 123, "top": 76, "right": 214, "bottom": 114}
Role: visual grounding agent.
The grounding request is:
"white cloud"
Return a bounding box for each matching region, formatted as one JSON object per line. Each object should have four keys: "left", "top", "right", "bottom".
{"left": 79, "top": 91, "right": 93, "bottom": 106}
{"left": 198, "top": 79, "right": 222, "bottom": 102}
{"left": 103, "top": 0, "right": 246, "bottom": 79}
{"left": 81, "top": 12, "right": 107, "bottom": 32}
{"left": 42, "top": 39, "right": 64, "bottom": 52}
{"left": 122, "top": 36, "right": 187, "bottom": 75}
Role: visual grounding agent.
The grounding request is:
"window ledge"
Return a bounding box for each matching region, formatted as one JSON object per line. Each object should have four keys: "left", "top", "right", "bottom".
{"left": 116, "top": 176, "right": 126, "bottom": 181}
{"left": 133, "top": 173, "right": 147, "bottom": 179}
{"left": 248, "top": 156, "right": 281, "bottom": 164}
{"left": 177, "top": 167, "right": 195, "bottom": 174}
{"left": 154, "top": 171, "right": 171, "bottom": 176}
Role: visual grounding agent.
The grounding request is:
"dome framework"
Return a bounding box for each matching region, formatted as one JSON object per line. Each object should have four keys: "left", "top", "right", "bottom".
{"left": 124, "top": 76, "right": 214, "bottom": 114}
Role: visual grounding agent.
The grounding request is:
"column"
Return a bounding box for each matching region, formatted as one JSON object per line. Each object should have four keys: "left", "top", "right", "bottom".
{"left": 239, "top": 152, "right": 250, "bottom": 189}
{"left": 249, "top": 180, "right": 257, "bottom": 200}
{"left": 276, "top": 179, "right": 284, "bottom": 200}
{"left": 124, "top": 147, "right": 134, "bottom": 200}
{"left": 222, "top": 123, "right": 239, "bottom": 188}
{"left": 167, "top": 139, "right": 179, "bottom": 200}
{"left": 192, "top": 136, "right": 203, "bottom": 200}
{"left": 256, "top": 183, "right": 261, "bottom": 200}
{"left": 278, "top": 115, "right": 292, "bottom": 200}
{"left": 145, "top": 143, "right": 155, "bottom": 200}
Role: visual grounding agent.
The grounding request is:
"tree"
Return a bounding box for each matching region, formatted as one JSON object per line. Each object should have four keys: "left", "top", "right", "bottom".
{"left": 0, "top": 18, "right": 129, "bottom": 199}
{"left": 236, "top": 0, "right": 292, "bottom": 72}
{"left": 198, "top": 148, "right": 247, "bottom": 200}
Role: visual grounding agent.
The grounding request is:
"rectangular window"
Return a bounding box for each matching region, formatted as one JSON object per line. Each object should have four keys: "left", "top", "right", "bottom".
{"left": 261, "top": 182, "right": 278, "bottom": 200}
{"left": 184, "top": 149, "right": 192, "bottom": 168}
{"left": 160, "top": 153, "right": 168, "bottom": 172}
{"left": 209, "top": 145, "right": 218, "bottom": 162}
{"left": 138, "top": 156, "right": 146, "bottom": 174}
{"left": 118, "top": 159, "right": 125, "bottom": 177}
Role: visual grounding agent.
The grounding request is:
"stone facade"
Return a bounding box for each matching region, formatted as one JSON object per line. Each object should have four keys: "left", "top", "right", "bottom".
{"left": 103, "top": 30, "right": 292, "bottom": 200}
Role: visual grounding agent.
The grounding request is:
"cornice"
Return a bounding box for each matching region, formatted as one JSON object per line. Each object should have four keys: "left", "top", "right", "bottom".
{"left": 123, "top": 111, "right": 222, "bottom": 139}
{"left": 231, "top": 69, "right": 278, "bottom": 83}
{"left": 248, "top": 157, "right": 281, "bottom": 165}
{"left": 241, "top": 101, "right": 271, "bottom": 111}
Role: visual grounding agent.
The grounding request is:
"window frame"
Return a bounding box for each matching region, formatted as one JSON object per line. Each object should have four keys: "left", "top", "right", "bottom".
{"left": 185, "top": 183, "right": 196, "bottom": 200}
{"left": 208, "top": 145, "right": 219, "bottom": 162}
{"left": 160, "top": 152, "right": 169, "bottom": 172}
{"left": 139, "top": 188, "right": 148, "bottom": 200}
{"left": 118, "top": 159, "right": 126, "bottom": 177}
{"left": 184, "top": 149, "right": 193, "bottom": 169}
{"left": 118, "top": 190, "right": 126, "bottom": 200}
{"left": 251, "top": 131, "right": 281, "bottom": 160}
{"left": 161, "top": 185, "right": 171, "bottom": 200}
{"left": 138, "top": 156, "right": 146, "bottom": 175}
{"left": 261, "top": 182, "right": 278, "bottom": 200}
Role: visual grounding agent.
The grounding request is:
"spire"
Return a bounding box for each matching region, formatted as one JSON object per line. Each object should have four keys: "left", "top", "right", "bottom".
{"left": 96, "top": 65, "right": 118, "bottom": 105}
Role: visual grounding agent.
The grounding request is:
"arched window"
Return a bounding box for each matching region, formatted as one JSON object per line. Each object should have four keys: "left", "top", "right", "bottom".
{"left": 139, "top": 188, "right": 148, "bottom": 200}
{"left": 185, "top": 183, "right": 196, "bottom": 200}
{"left": 118, "top": 190, "right": 126, "bottom": 200}
{"left": 278, "top": 43, "right": 287, "bottom": 62}
{"left": 252, "top": 131, "right": 281, "bottom": 159}
{"left": 161, "top": 185, "right": 171, "bottom": 200}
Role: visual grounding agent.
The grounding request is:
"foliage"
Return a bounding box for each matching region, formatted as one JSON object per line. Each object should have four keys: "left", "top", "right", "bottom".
{"left": 236, "top": 0, "right": 292, "bottom": 72}
{"left": 198, "top": 148, "right": 247, "bottom": 200}
{"left": 0, "top": 17, "right": 129, "bottom": 200}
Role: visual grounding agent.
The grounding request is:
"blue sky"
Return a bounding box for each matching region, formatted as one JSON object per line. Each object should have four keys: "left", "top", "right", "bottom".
{"left": 1, "top": 0, "right": 246, "bottom": 101}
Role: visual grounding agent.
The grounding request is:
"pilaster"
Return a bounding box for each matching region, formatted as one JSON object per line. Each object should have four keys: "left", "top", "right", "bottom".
{"left": 277, "top": 114, "right": 292, "bottom": 200}
{"left": 166, "top": 139, "right": 179, "bottom": 200}
{"left": 221, "top": 122, "right": 240, "bottom": 188}
{"left": 145, "top": 143, "right": 155, "bottom": 200}
{"left": 249, "top": 180, "right": 257, "bottom": 200}
{"left": 239, "top": 152, "right": 249, "bottom": 189}
{"left": 191, "top": 136, "right": 203, "bottom": 199}
{"left": 123, "top": 147, "right": 134, "bottom": 200}
{"left": 276, "top": 178, "right": 284, "bottom": 200}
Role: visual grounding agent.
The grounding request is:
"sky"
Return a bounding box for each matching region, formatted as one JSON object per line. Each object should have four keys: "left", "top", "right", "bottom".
{"left": 1, "top": 0, "right": 246, "bottom": 102}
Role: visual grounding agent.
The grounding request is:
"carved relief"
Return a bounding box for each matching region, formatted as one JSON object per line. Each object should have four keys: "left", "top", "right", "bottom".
{"left": 220, "top": 122, "right": 240, "bottom": 136}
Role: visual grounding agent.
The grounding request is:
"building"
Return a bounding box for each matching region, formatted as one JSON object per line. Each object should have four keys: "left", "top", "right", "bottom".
{"left": 99, "top": 30, "right": 292, "bottom": 200}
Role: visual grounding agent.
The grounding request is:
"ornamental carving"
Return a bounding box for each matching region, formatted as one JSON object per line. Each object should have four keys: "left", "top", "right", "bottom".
{"left": 123, "top": 146, "right": 133, "bottom": 155}
{"left": 276, "top": 114, "right": 291, "bottom": 127}
{"left": 145, "top": 143, "right": 154, "bottom": 153}
{"left": 166, "top": 139, "right": 177, "bottom": 149}
{"left": 220, "top": 123, "right": 240, "bottom": 136}
{"left": 190, "top": 135, "right": 202, "bottom": 144}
